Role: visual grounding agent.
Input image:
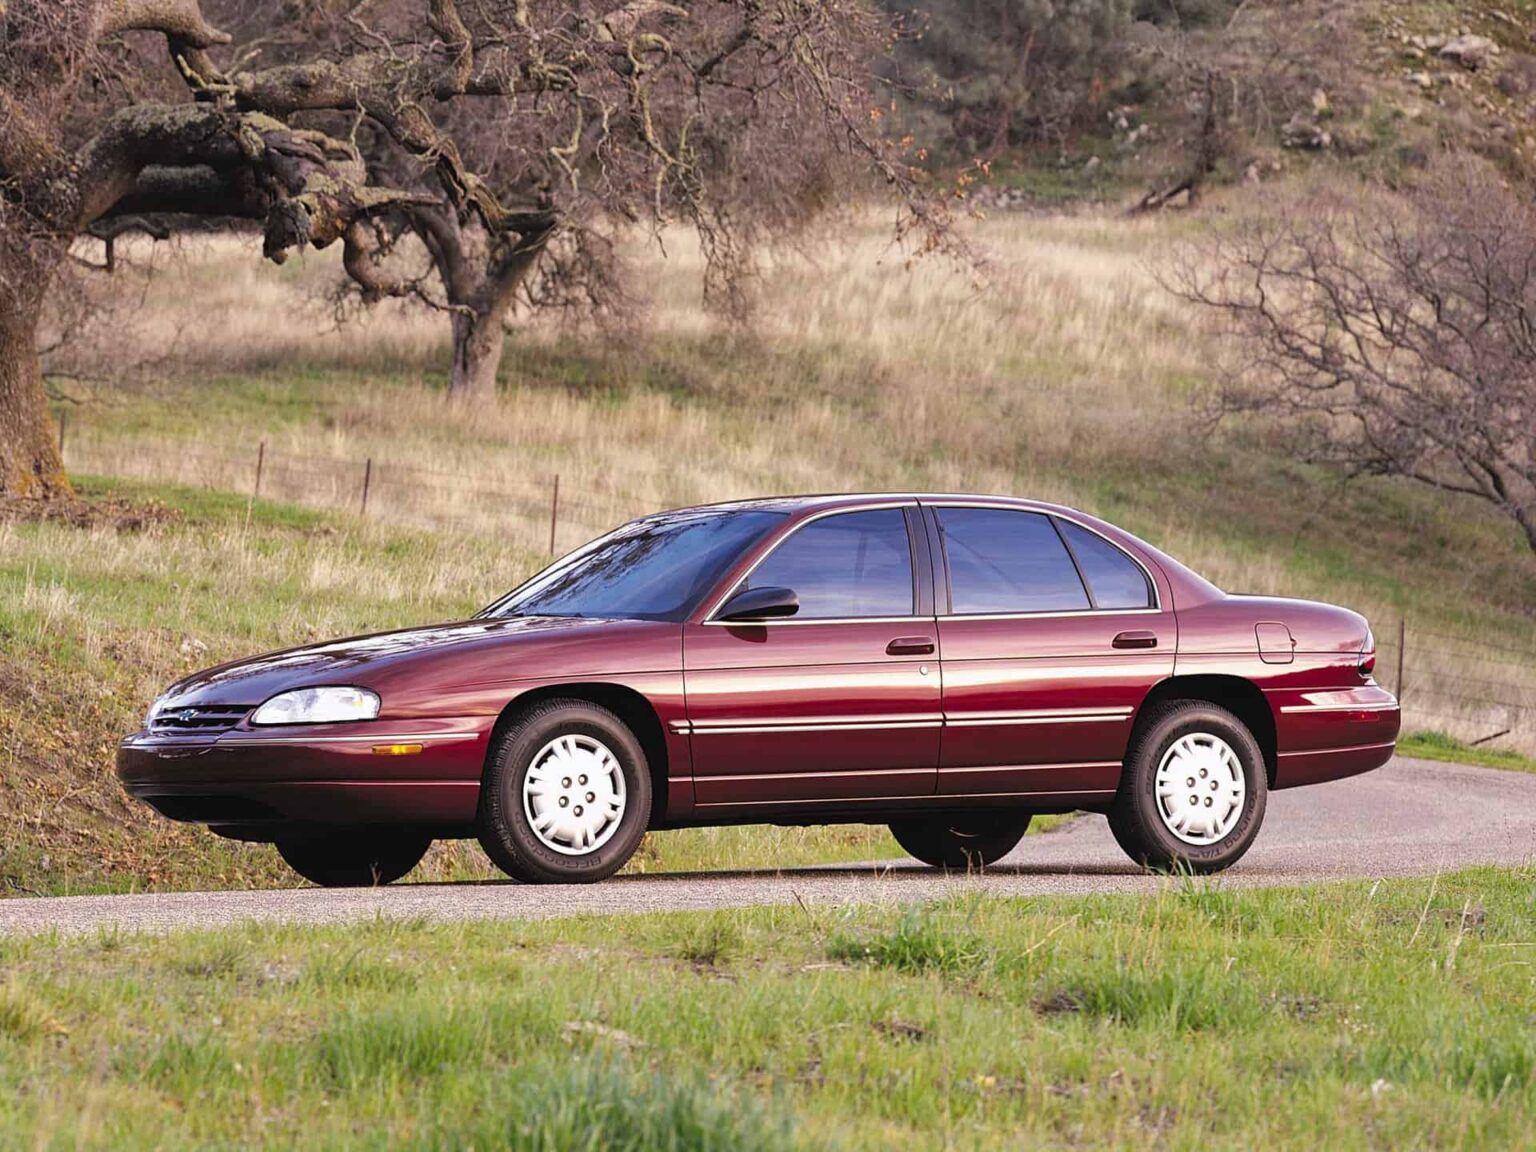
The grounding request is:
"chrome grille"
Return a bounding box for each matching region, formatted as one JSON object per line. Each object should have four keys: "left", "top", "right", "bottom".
{"left": 150, "top": 705, "right": 252, "bottom": 735}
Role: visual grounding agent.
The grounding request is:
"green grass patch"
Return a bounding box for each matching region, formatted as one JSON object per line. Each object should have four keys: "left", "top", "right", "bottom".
{"left": 828, "top": 903, "right": 988, "bottom": 975}
{"left": 2, "top": 870, "right": 1535, "bottom": 1147}
{"left": 1399, "top": 731, "right": 1536, "bottom": 775}
{"left": 0, "top": 478, "right": 927, "bottom": 896}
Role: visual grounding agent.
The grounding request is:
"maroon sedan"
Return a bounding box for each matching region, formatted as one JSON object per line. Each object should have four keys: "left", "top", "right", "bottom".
{"left": 119, "top": 495, "right": 1399, "bottom": 886}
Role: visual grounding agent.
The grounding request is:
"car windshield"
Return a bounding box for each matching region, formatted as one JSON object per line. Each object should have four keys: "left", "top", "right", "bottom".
{"left": 482, "top": 509, "right": 786, "bottom": 622}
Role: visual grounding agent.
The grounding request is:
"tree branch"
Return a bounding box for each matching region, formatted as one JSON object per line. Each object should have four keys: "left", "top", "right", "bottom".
{"left": 97, "top": 0, "right": 231, "bottom": 49}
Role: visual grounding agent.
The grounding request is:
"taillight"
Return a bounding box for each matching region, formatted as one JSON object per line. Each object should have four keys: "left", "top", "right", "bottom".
{"left": 1358, "top": 627, "right": 1376, "bottom": 678}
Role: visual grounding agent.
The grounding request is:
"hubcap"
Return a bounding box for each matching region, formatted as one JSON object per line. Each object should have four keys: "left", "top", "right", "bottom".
{"left": 1153, "top": 732, "right": 1246, "bottom": 846}
{"left": 522, "top": 734, "right": 626, "bottom": 856}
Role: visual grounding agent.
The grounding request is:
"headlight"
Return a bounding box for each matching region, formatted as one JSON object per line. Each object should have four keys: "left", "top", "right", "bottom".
{"left": 146, "top": 695, "right": 168, "bottom": 726}
{"left": 251, "top": 687, "right": 380, "bottom": 726}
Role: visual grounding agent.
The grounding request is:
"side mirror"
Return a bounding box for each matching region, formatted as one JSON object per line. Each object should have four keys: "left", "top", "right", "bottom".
{"left": 717, "top": 585, "right": 800, "bottom": 622}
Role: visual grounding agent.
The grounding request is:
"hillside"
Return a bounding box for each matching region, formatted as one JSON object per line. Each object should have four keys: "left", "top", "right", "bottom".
{"left": 890, "top": 0, "right": 1536, "bottom": 206}
{"left": 3, "top": 202, "right": 1533, "bottom": 894}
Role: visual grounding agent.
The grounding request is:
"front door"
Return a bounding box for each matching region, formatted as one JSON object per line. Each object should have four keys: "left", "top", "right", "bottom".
{"left": 683, "top": 506, "right": 942, "bottom": 807}
{"left": 930, "top": 505, "right": 1174, "bottom": 800}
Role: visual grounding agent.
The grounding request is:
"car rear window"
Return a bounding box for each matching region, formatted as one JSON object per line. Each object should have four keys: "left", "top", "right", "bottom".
{"left": 938, "top": 508, "right": 1090, "bottom": 614}
{"left": 1056, "top": 519, "right": 1154, "bottom": 610}
{"left": 743, "top": 508, "right": 914, "bottom": 619}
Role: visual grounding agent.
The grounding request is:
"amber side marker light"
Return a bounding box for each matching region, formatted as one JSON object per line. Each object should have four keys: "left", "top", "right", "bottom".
{"left": 371, "top": 743, "right": 425, "bottom": 756}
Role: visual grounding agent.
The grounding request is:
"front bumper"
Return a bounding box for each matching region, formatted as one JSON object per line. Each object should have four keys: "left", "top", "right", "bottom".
{"left": 117, "top": 718, "right": 491, "bottom": 828}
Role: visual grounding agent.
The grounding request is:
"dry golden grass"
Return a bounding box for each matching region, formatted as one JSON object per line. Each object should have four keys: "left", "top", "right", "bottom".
{"left": 46, "top": 206, "right": 1536, "bottom": 761}
{"left": 58, "top": 216, "right": 1195, "bottom": 542}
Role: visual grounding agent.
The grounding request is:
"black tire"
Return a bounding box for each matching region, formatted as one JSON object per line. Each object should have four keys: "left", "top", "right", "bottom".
{"left": 275, "top": 830, "right": 431, "bottom": 887}
{"left": 1108, "top": 700, "right": 1267, "bottom": 874}
{"left": 889, "top": 813, "right": 1032, "bottom": 870}
{"left": 477, "top": 699, "right": 652, "bottom": 884}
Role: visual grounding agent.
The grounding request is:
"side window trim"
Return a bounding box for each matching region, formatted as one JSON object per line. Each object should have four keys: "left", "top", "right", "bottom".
{"left": 702, "top": 503, "right": 921, "bottom": 624}
{"left": 1053, "top": 514, "right": 1156, "bottom": 611}
{"left": 920, "top": 505, "right": 951, "bottom": 616}
{"left": 928, "top": 504, "right": 955, "bottom": 615}
{"left": 927, "top": 502, "right": 1162, "bottom": 618}
{"left": 903, "top": 506, "right": 936, "bottom": 617}
{"left": 1050, "top": 515, "right": 1098, "bottom": 611}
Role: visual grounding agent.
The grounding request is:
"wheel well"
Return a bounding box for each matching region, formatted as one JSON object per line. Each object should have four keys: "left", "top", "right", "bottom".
{"left": 1133, "top": 675, "right": 1278, "bottom": 784}
{"left": 487, "top": 683, "right": 671, "bottom": 828}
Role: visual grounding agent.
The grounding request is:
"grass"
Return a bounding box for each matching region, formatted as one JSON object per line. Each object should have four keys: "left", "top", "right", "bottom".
{"left": 49, "top": 216, "right": 1536, "bottom": 752}
{"left": 10, "top": 201, "right": 1536, "bottom": 894}
{"left": 1399, "top": 731, "right": 1536, "bottom": 775}
{"left": 1, "top": 869, "right": 1534, "bottom": 1147}
{"left": 0, "top": 476, "right": 914, "bottom": 895}
{"left": 17, "top": 198, "right": 1536, "bottom": 891}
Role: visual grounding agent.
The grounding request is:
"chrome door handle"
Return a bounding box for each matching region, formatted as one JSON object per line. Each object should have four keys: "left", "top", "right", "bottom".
{"left": 886, "top": 637, "right": 936, "bottom": 656}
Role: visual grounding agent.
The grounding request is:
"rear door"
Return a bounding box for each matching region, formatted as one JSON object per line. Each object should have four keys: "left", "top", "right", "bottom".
{"left": 682, "top": 505, "right": 942, "bottom": 807}
{"left": 930, "top": 504, "right": 1174, "bottom": 801}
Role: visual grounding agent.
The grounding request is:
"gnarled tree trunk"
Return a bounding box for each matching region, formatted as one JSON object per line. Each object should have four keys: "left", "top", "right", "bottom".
{"left": 448, "top": 308, "right": 506, "bottom": 403}
{"left": 0, "top": 263, "right": 69, "bottom": 499}
{"left": 415, "top": 206, "right": 556, "bottom": 405}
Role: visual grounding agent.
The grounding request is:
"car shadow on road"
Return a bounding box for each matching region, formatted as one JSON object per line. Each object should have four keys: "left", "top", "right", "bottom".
{"left": 610, "top": 862, "right": 1152, "bottom": 882}
{"left": 403, "top": 861, "right": 1154, "bottom": 888}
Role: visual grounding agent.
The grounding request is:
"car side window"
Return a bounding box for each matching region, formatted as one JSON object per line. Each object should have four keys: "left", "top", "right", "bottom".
{"left": 938, "top": 508, "right": 1090, "bottom": 614}
{"left": 743, "top": 509, "right": 915, "bottom": 619}
{"left": 1056, "top": 519, "right": 1154, "bottom": 610}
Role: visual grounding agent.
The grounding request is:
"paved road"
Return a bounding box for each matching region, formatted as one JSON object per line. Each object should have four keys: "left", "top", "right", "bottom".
{"left": 2, "top": 757, "right": 1532, "bottom": 936}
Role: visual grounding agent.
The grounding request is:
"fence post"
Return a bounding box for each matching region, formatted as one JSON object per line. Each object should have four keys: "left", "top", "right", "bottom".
{"left": 360, "top": 457, "right": 373, "bottom": 517}
{"left": 1395, "top": 616, "right": 1407, "bottom": 701}
{"left": 548, "top": 474, "right": 560, "bottom": 554}
{"left": 253, "top": 440, "right": 266, "bottom": 500}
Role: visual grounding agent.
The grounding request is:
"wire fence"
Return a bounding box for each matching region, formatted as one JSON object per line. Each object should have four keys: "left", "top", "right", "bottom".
{"left": 64, "top": 436, "right": 654, "bottom": 556}
{"left": 1374, "top": 623, "right": 1536, "bottom": 755}
{"left": 62, "top": 434, "right": 1536, "bottom": 756}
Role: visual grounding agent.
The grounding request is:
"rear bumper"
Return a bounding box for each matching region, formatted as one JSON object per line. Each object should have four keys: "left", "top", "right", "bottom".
{"left": 1270, "top": 685, "right": 1401, "bottom": 789}
{"left": 116, "top": 719, "right": 490, "bottom": 828}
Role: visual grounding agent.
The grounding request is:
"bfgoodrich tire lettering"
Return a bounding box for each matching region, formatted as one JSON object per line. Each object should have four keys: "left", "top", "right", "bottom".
{"left": 477, "top": 699, "right": 652, "bottom": 884}
{"left": 1108, "top": 700, "right": 1267, "bottom": 874}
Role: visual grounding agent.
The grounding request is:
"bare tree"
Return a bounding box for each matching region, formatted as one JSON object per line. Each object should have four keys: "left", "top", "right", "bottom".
{"left": 1174, "top": 161, "right": 1536, "bottom": 555}
{"left": 0, "top": 0, "right": 950, "bottom": 498}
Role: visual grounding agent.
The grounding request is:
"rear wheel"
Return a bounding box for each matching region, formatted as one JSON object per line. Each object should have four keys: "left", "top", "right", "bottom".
{"left": 1108, "top": 700, "right": 1267, "bottom": 874}
{"left": 477, "top": 699, "right": 652, "bottom": 884}
{"left": 275, "top": 830, "right": 431, "bottom": 887}
{"left": 889, "top": 814, "right": 1032, "bottom": 870}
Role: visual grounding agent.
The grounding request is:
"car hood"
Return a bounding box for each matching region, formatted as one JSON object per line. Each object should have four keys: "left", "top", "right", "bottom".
{"left": 154, "top": 615, "right": 655, "bottom": 710}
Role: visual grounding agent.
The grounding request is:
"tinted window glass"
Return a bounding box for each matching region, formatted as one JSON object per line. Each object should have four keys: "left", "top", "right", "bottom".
{"left": 939, "top": 508, "right": 1089, "bottom": 613}
{"left": 744, "top": 509, "right": 914, "bottom": 619}
{"left": 487, "top": 510, "right": 785, "bottom": 622}
{"left": 1057, "top": 520, "right": 1153, "bottom": 610}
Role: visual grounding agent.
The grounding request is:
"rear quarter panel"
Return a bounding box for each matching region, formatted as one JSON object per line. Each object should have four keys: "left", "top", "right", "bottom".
{"left": 1175, "top": 596, "right": 1399, "bottom": 788}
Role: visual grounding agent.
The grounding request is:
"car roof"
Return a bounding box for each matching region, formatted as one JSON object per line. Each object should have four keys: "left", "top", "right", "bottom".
{"left": 654, "top": 492, "right": 1073, "bottom": 518}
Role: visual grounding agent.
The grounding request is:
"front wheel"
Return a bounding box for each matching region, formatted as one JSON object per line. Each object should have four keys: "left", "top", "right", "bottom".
{"left": 275, "top": 830, "right": 431, "bottom": 887}
{"left": 477, "top": 699, "right": 652, "bottom": 884}
{"left": 889, "top": 813, "right": 1032, "bottom": 870}
{"left": 1108, "top": 700, "right": 1267, "bottom": 874}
